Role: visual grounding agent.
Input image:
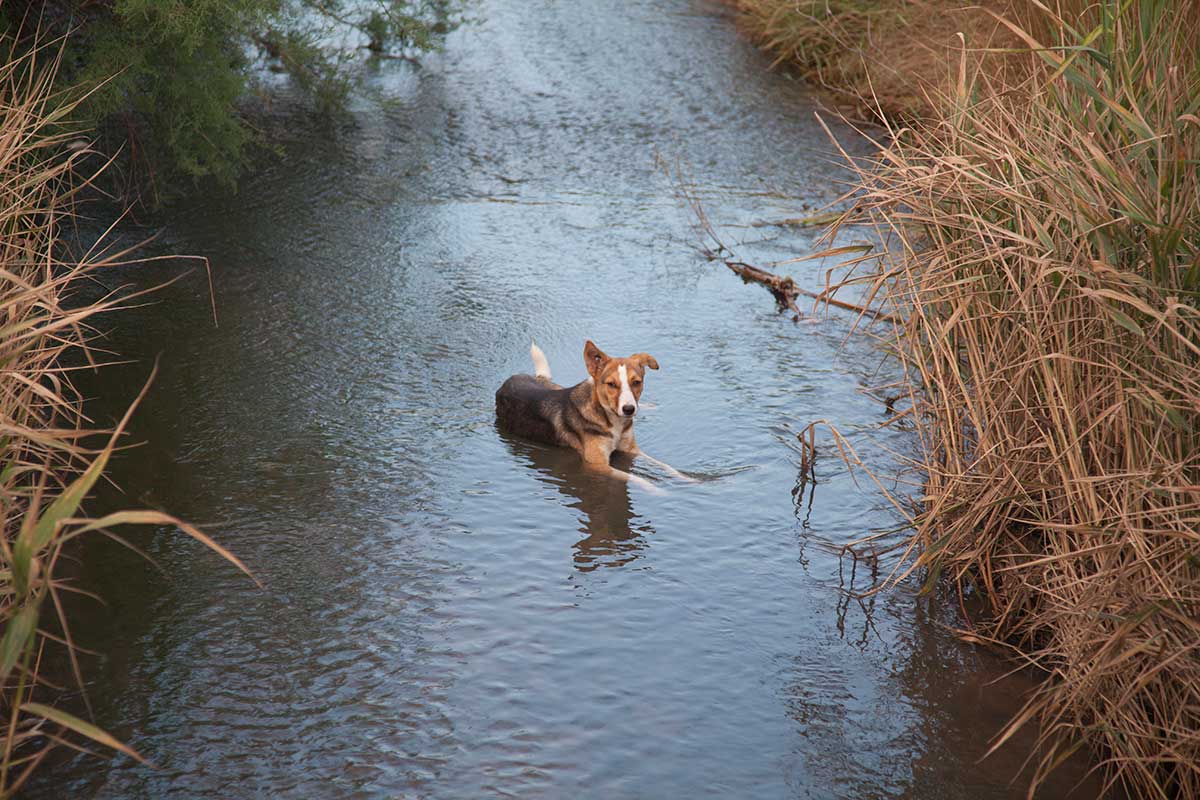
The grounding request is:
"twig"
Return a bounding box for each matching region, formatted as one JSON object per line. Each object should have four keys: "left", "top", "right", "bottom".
{"left": 724, "top": 260, "right": 800, "bottom": 313}
{"left": 724, "top": 258, "right": 898, "bottom": 322}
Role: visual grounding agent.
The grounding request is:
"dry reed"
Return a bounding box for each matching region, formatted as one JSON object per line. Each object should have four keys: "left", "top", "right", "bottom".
{"left": 809, "top": 1, "right": 1200, "bottom": 796}
{"left": 725, "top": 0, "right": 1018, "bottom": 120}
{"left": 730, "top": 0, "right": 1200, "bottom": 795}
{"left": 0, "top": 38, "right": 251, "bottom": 795}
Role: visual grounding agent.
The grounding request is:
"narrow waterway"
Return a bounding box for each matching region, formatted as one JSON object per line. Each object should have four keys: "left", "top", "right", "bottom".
{"left": 32, "top": 1, "right": 1102, "bottom": 797}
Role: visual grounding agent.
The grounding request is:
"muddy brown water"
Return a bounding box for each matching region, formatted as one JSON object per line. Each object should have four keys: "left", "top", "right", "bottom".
{"left": 27, "top": 1, "right": 1105, "bottom": 797}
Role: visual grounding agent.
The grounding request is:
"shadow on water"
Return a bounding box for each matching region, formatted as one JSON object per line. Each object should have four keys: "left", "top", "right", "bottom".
{"left": 497, "top": 430, "right": 653, "bottom": 571}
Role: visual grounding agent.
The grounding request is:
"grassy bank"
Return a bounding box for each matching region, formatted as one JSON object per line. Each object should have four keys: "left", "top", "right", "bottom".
{"left": 730, "top": 0, "right": 1200, "bottom": 796}
{"left": 728, "top": 0, "right": 1016, "bottom": 119}
{"left": 0, "top": 44, "right": 251, "bottom": 794}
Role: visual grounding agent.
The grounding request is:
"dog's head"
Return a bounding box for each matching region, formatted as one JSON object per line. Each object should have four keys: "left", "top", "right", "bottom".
{"left": 584, "top": 340, "right": 659, "bottom": 419}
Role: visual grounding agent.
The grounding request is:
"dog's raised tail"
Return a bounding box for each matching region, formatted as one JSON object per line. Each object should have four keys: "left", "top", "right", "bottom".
{"left": 530, "top": 341, "right": 551, "bottom": 380}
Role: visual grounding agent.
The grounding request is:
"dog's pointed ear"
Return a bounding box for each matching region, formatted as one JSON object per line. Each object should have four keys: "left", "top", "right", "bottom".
{"left": 584, "top": 340, "right": 609, "bottom": 378}
{"left": 631, "top": 353, "right": 659, "bottom": 371}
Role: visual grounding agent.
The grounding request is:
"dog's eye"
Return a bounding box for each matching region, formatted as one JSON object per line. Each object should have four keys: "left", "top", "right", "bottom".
{"left": 606, "top": 381, "right": 618, "bottom": 389}
{"left": 632, "top": 380, "right": 642, "bottom": 387}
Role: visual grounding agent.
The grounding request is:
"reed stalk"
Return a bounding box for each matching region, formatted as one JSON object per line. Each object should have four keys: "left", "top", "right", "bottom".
{"left": 733, "top": 0, "right": 1200, "bottom": 795}
{"left": 825, "top": 2, "right": 1200, "bottom": 795}
{"left": 726, "top": 0, "right": 1018, "bottom": 119}
{"left": 0, "top": 38, "right": 252, "bottom": 796}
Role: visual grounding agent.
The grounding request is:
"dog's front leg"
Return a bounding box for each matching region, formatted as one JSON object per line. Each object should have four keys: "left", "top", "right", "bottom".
{"left": 582, "top": 442, "right": 664, "bottom": 495}
{"left": 621, "top": 444, "right": 696, "bottom": 483}
{"left": 639, "top": 453, "right": 697, "bottom": 483}
{"left": 609, "top": 466, "right": 665, "bottom": 495}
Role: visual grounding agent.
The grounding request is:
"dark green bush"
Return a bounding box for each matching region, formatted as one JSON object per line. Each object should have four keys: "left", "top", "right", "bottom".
{"left": 3, "top": 0, "right": 461, "bottom": 199}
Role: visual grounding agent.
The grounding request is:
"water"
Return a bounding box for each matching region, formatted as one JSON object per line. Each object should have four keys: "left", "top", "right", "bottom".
{"left": 30, "top": 0, "right": 1104, "bottom": 797}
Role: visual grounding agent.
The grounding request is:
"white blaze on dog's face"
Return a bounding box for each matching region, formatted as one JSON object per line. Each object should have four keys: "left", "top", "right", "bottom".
{"left": 616, "top": 365, "right": 636, "bottom": 416}
{"left": 583, "top": 340, "right": 659, "bottom": 418}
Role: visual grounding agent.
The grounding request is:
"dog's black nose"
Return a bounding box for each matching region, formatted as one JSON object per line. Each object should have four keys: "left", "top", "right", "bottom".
{"left": 622, "top": 404, "right": 636, "bottom": 416}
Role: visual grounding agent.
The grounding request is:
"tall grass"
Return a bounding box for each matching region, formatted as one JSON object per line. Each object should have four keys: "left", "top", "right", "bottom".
{"left": 727, "top": 0, "right": 1017, "bottom": 119}
{"left": 816, "top": 0, "right": 1200, "bottom": 795}
{"left": 0, "top": 40, "right": 252, "bottom": 794}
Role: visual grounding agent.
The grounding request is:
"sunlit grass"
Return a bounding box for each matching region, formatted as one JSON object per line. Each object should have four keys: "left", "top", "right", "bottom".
{"left": 726, "top": 0, "right": 1019, "bottom": 120}
{"left": 733, "top": 0, "right": 1200, "bottom": 794}
{"left": 813, "top": 1, "right": 1200, "bottom": 795}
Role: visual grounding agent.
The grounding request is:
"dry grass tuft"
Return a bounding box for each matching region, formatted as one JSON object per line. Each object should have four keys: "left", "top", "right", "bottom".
{"left": 725, "top": 0, "right": 1019, "bottom": 119}
{"left": 813, "top": 1, "right": 1200, "bottom": 795}
{"left": 0, "top": 38, "right": 252, "bottom": 794}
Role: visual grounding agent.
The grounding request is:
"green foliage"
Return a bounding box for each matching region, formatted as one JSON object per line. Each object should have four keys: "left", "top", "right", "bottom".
{"left": 6, "top": 0, "right": 462, "bottom": 199}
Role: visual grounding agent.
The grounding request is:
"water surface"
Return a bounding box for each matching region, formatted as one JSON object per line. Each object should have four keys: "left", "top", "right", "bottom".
{"left": 33, "top": 1, "right": 1102, "bottom": 797}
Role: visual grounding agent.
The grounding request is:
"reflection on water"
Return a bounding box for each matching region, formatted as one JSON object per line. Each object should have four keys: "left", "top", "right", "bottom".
{"left": 499, "top": 431, "right": 653, "bottom": 571}
{"left": 835, "top": 550, "right": 882, "bottom": 648}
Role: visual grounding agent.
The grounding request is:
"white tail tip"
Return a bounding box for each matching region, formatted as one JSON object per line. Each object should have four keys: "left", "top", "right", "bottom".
{"left": 530, "top": 341, "right": 551, "bottom": 380}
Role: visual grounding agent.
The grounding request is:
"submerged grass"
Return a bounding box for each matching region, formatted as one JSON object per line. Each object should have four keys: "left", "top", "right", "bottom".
{"left": 0, "top": 39, "right": 252, "bottom": 795}
{"left": 734, "top": 0, "right": 1200, "bottom": 796}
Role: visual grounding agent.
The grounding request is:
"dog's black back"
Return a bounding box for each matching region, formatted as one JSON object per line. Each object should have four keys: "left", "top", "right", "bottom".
{"left": 496, "top": 374, "right": 570, "bottom": 445}
{"left": 496, "top": 374, "right": 604, "bottom": 450}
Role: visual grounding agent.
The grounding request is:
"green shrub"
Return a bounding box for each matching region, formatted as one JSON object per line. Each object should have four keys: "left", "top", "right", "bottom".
{"left": 3, "top": 0, "right": 462, "bottom": 199}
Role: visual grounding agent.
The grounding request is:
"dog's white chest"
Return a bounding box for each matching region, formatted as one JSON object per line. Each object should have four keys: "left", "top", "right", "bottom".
{"left": 608, "top": 425, "right": 623, "bottom": 454}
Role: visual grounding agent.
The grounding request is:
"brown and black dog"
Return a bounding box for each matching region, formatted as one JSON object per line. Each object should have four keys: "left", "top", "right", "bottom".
{"left": 496, "top": 340, "right": 689, "bottom": 491}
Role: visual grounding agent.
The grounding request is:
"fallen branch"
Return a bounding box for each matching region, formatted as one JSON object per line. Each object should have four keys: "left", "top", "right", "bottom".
{"left": 657, "top": 150, "right": 895, "bottom": 323}
{"left": 724, "top": 259, "right": 800, "bottom": 314}
{"left": 723, "top": 259, "right": 897, "bottom": 322}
